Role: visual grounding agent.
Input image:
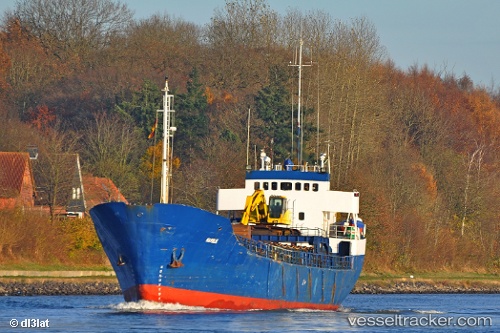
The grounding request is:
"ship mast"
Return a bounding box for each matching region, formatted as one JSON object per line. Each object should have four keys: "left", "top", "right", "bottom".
{"left": 159, "top": 77, "right": 176, "bottom": 204}
{"left": 289, "top": 38, "right": 311, "bottom": 166}
{"left": 296, "top": 39, "right": 303, "bottom": 165}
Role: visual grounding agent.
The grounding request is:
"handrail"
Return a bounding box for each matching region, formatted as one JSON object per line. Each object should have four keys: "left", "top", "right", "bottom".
{"left": 329, "top": 225, "right": 364, "bottom": 240}
{"left": 292, "top": 226, "right": 327, "bottom": 237}
{"left": 278, "top": 164, "right": 323, "bottom": 172}
{"left": 235, "top": 235, "right": 353, "bottom": 270}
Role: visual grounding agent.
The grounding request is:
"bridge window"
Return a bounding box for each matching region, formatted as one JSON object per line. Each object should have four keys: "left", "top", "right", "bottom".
{"left": 295, "top": 182, "right": 301, "bottom": 191}
{"left": 263, "top": 182, "right": 269, "bottom": 190}
{"left": 254, "top": 182, "right": 260, "bottom": 190}
{"left": 312, "top": 183, "right": 318, "bottom": 192}
{"left": 280, "top": 182, "right": 292, "bottom": 191}
{"left": 271, "top": 182, "right": 278, "bottom": 190}
{"left": 304, "top": 183, "right": 310, "bottom": 191}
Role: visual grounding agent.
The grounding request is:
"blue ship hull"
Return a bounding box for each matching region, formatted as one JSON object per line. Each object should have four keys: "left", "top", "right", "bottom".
{"left": 90, "top": 202, "right": 364, "bottom": 310}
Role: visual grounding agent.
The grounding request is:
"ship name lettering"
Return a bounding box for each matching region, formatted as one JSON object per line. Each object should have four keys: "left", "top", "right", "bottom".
{"left": 205, "top": 238, "right": 219, "bottom": 244}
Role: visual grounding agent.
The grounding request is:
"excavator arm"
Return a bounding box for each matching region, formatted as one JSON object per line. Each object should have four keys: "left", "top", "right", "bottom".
{"left": 240, "top": 190, "right": 291, "bottom": 225}
{"left": 241, "top": 189, "right": 268, "bottom": 225}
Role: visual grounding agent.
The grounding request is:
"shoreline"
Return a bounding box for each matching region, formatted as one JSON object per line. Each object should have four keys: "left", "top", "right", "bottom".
{"left": 1, "top": 277, "right": 499, "bottom": 296}
{"left": 352, "top": 281, "right": 500, "bottom": 294}
{"left": 0, "top": 280, "right": 121, "bottom": 296}
{"left": 0, "top": 271, "right": 120, "bottom": 296}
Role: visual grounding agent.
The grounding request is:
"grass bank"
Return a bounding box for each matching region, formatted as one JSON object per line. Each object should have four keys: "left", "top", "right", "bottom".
{"left": 358, "top": 271, "right": 500, "bottom": 288}
{"left": 0, "top": 263, "right": 112, "bottom": 272}
{"left": 1, "top": 263, "right": 498, "bottom": 287}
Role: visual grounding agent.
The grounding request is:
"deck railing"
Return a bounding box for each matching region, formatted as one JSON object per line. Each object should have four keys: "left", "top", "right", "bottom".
{"left": 235, "top": 235, "right": 353, "bottom": 270}
{"left": 329, "top": 225, "right": 365, "bottom": 240}
{"left": 274, "top": 164, "right": 324, "bottom": 172}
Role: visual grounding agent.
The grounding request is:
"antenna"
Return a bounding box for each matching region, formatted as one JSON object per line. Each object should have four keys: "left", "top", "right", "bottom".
{"left": 289, "top": 38, "right": 312, "bottom": 166}
{"left": 246, "top": 107, "right": 251, "bottom": 169}
{"left": 316, "top": 57, "right": 321, "bottom": 163}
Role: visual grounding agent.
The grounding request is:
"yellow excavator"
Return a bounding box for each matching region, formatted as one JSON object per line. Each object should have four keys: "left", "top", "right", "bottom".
{"left": 240, "top": 189, "right": 292, "bottom": 225}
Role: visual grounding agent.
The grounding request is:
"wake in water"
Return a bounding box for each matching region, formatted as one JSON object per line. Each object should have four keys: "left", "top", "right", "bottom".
{"left": 337, "top": 306, "right": 353, "bottom": 313}
{"left": 339, "top": 308, "right": 445, "bottom": 315}
{"left": 107, "top": 300, "right": 222, "bottom": 313}
{"left": 286, "top": 308, "right": 337, "bottom": 313}
{"left": 99, "top": 298, "right": 446, "bottom": 316}
{"left": 335, "top": 306, "right": 445, "bottom": 315}
{"left": 412, "top": 310, "right": 445, "bottom": 314}
{"left": 104, "top": 301, "right": 342, "bottom": 314}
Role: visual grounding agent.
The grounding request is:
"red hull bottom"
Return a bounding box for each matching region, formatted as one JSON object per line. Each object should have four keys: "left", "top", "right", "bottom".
{"left": 123, "top": 284, "right": 339, "bottom": 311}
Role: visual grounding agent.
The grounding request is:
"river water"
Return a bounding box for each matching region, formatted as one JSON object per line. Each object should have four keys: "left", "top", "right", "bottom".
{"left": 0, "top": 293, "right": 498, "bottom": 332}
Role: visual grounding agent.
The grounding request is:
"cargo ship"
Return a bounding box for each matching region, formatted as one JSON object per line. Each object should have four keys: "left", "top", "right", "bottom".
{"left": 90, "top": 65, "right": 366, "bottom": 311}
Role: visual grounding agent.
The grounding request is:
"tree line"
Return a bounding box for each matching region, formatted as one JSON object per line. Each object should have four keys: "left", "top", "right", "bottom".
{"left": 1, "top": 0, "right": 499, "bottom": 272}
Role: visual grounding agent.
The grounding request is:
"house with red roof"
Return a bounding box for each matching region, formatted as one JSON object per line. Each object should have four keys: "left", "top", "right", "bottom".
{"left": 82, "top": 175, "right": 128, "bottom": 210}
{"left": 0, "top": 152, "right": 35, "bottom": 210}
{"left": 0, "top": 151, "right": 127, "bottom": 217}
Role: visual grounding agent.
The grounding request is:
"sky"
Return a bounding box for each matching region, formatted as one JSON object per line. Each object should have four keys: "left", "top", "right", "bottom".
{"left": 1, "top": 0, "right": 499, "bottom": 88}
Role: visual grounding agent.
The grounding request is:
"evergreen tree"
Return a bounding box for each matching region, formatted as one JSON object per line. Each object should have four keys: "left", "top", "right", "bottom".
{"left": 255, "top": 65, "right": 317, "bottom": 164}
{"left": 175, "top": 68, "right": 209, "bottom": 161}
{"left": 254, "top": 65, "right": 293, "bottom": 162}
{"left": 114, "top": 79, "right": 162, "bottom": 139}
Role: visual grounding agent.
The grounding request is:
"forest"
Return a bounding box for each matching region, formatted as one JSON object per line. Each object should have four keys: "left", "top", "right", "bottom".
{"left": 0, "top": 0, "right": 499, "bottom": 273}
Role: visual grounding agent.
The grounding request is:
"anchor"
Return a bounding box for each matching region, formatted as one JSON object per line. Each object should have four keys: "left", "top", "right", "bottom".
{"left": 117, "top": 255, "right": 125, "bottom": 266}
{"left": 169, "top": 248, "right": 185, "bottom": 268}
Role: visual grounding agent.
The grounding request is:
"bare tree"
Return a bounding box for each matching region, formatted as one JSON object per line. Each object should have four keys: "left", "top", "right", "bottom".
{"left": 315, "top": 17, "right": 385, "bottom": 187}
{"left": 33, "top": 126, "right": 80, "bottom": 220}
{"left": 14, "top": 0, "right": 133, "bottom": 61}
{"left": 461, "top": 142, "right": 485, "bottom": 236}
{"left": 205, "top": 0, "right": 280, "bottom": 89}
{"left": 124, "top": 14, "right": 202, "bottom": 76}
{"left": 79, "top": 112, "right": 144, "bottom": 201}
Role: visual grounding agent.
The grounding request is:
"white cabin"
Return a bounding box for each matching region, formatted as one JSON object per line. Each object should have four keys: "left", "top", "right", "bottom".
{"left": 216, "top": 164, "right": 360, "bottom": 239}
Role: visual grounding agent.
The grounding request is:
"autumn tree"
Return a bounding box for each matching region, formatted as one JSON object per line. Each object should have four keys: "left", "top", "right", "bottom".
{"left": 0, "top": 18, "right": 63, "bottom": 120}
{"left": 0, "top": 34, "right": 10, "bottom": 101}
{"left": 27, "top": 104, "right": 56, "bottom": 134}
{"left": 139, "top": 141, "right": 181, "bottom": 204}
{"left": 139, "top": 141, "right": 162, "bottom": 203}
